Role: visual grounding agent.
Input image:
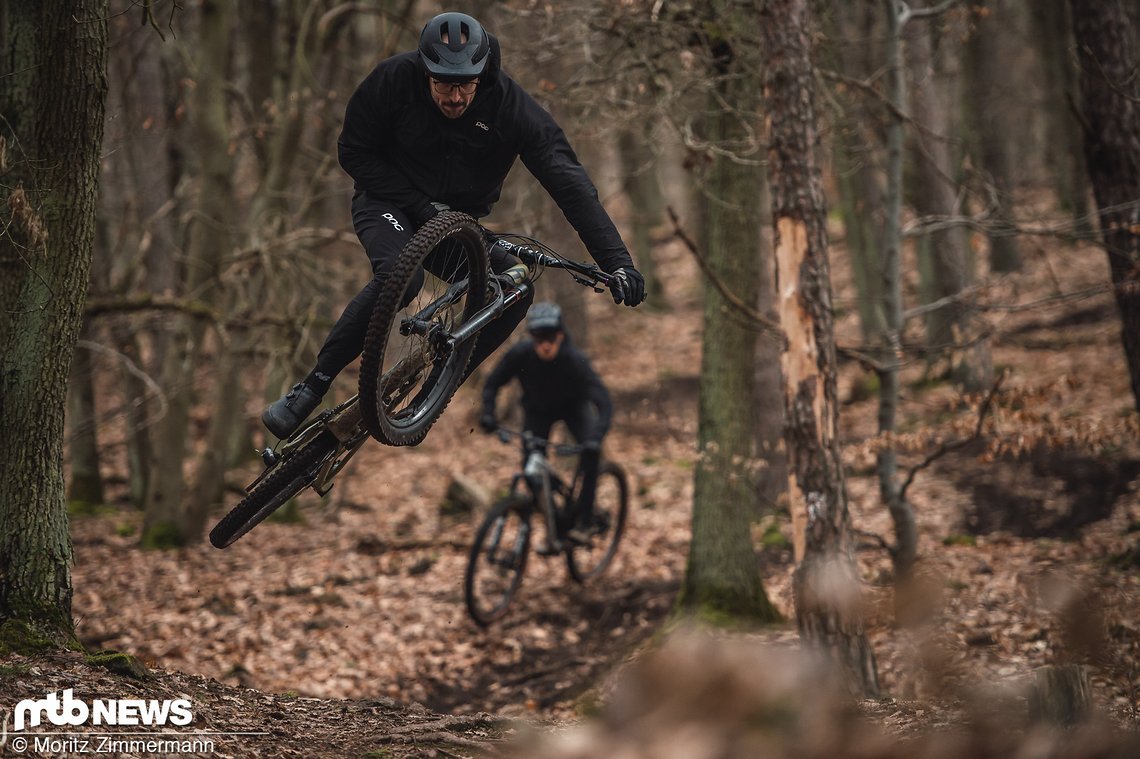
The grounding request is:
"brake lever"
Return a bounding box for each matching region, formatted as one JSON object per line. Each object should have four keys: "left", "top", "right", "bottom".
{"left": 571, "top": 273, "right": 606, "bottom": 292}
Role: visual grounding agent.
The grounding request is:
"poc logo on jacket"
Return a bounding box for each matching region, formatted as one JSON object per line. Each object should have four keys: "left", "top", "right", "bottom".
{"left": 382, "top": 213, "right": 404, "bottom": 231}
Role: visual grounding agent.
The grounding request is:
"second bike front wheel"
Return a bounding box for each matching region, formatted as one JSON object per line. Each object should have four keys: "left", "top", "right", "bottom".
{"left": 566, "top": 461, "right": 629, "bottom": 584}
{"left": 209, "top": 430, "right": 338, "bottom": 549}
{"left": 464, "top": 496, "right": 532, "bottom": 627}
{"left": 359, "top": 211, "right": 489, "bottom": 446}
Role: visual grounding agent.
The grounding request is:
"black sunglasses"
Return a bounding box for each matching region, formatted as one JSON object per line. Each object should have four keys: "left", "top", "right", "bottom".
{"left": 529, "top": 329, "right": 561, "bottom": 344}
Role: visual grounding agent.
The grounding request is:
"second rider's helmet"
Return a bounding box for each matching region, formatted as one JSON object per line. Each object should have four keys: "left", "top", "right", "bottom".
{"left": 527, "top": 302, "right": 563, "bottom": 333}
{"left": 418, "top": 12, "right": 490, "bottom": 81}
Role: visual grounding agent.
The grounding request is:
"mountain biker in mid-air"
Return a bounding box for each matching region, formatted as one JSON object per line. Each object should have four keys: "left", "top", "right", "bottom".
{"left": 479, "top": 303, "right": 612, "bottom": 544}
{"left": 262, "top": 10, "right": 645, "bottom": 441}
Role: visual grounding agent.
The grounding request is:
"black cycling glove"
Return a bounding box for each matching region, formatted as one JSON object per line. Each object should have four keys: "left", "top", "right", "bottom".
{"left": 608, "top": 266, "right": 646, "bottom": 307}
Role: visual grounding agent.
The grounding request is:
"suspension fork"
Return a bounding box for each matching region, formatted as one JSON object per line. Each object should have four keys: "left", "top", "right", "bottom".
{"left": 446, "top": 282, "right": 532, "bottom": 348}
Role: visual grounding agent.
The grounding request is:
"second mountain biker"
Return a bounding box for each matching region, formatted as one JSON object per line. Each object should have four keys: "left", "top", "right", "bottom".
{"left": 479, "top": 303, "right": 612, "bottom": 544}
{"left": 262, "top": 10, "right": 646, "bottom": 441}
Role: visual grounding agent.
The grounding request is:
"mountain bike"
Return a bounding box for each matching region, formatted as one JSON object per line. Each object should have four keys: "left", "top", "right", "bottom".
{"left": 463, "top": 427, "right": 629, "bottom": 627}
{"left": 209, "top": 211, "right": 616, "bottom": 549}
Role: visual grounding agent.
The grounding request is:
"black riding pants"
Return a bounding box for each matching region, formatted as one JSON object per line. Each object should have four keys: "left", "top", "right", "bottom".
{"left": 314, "top": 192, "right": 532, "bottom": 384}
{"left": 523, "top": 403, "right": 603, "bottom": 525}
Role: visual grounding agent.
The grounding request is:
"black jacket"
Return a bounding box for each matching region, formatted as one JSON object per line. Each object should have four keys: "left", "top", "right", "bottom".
{"left": 481, "top": 338, "right": 613, "bottom": 433}
{"left": 337, "top": 38, "right": 633, "bottom": 274}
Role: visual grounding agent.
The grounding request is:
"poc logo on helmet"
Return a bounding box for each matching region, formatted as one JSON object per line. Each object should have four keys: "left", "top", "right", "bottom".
{"left": 382, "top": 213, "right": 404, "bottom": 232}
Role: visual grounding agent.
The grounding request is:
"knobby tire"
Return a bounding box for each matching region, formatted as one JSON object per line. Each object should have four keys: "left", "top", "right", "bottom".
{"left": 209, "top": 431, "right": 338, "bottom": 549}
{"left": 464, "top": 496, "right": 532, "bottom": 627}
{"left": 359, "top": 211, "right": 489, "bottom": 446}
{"left": 566, "top": 461, "right": 629, "bottom": 583}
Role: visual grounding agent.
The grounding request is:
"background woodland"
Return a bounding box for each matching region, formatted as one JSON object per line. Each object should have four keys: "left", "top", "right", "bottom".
{"left": 1, "top": 0, "right": 1138, "bottom": 754}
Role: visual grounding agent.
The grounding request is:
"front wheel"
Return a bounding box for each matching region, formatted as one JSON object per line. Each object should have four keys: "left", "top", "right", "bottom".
{"left": 566, "top": 461, "right": 629, "bottom": 583}
{"left": 464, "top": 496, "right": 533, "bottom": 626}
{"left": 359, "top": 211, "right": 489, "bottom": 446}
{"left": 209, "top": 431, "right": 338, "bottom": 549}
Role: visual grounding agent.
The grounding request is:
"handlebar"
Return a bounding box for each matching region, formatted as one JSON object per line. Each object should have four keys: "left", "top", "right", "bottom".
{"left": 493, "top": 426, "right": 591, "bottom": 457}
{"left": 488, "top": 237, "right": 614, "bottom": 293}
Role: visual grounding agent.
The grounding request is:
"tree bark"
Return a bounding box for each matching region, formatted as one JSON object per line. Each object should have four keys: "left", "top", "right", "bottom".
{"left": 1030, "top": 2, "right": 1091, "bottom": 237}
{"left": 762, "top": 0, "right": 880, "bottom": 697}
{"left": 826, "top": 1, "right": 887, "bottom": 346}
{"left": 753, "top": 166, "right": 786, "bottom": 516}
{"left": 619, "top": 126, "right": 666, "bottom": 309}
{"left": 905, "top": 18, "right": 991, "bottom": 393}
{"left": 97, "top": 9, "right": 183, "bottom": 510}
{"left": 67, "top": 330, "right": 105, "bottom": 508}
{"left": 680, "top": 5, "right": 780, "bottom": 625}
{"left": 1029, "top": 664, "right": 1091, "bottom": 726}
{"left": 963, "top": 0, "right": 1021, "bottom": 272}
{"left": 143, "top": 0, "right": 234, "bottom": 546}
{"left": 0, "top": 0, "right": 108, "bottom": 641}
{"left": 1069, "top": 0, "right": 1140, "bottom": 412}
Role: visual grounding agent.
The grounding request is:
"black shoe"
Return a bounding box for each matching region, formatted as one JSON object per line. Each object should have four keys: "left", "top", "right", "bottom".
{"left": 567, "top": 513, "right": 608, "bottom": 544}
{"left": 262, "top": 382, "right": 322, "bottom": 439}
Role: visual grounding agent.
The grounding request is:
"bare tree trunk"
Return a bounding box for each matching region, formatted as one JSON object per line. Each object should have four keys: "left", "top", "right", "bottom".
{"left": 143, "top": 0, "right": 234, "bottom": 546}
{"left": 906, "top": 19, "right": 991, "bottom": 393}
{"left": 67, "top": 329, "right": 105, "bottom": 508}
{"left": 619, "top": 126, "right": 666, "bottom": 309}
{"left": 879, "top": 1, "right": 914, "bottom": 577}
{"left": 1030, "top": 2, "right": 1091, "bottom": 237}
{"left": 762, "top": 0, "right": 879, "bottom": 697}
{"left": 963, "top": 0, "right": 1021, "bottom": 272}
{"left": 100, "top": 9, "right": 183, "bottom": 510}
{"left": 826, "top": 1, "right": 887, "bottom": 346}
{"left": 1070, "top": 0, "right": 1140, "bottom": 411}
{"left": 0, "top": 0, "right": 108, "bottom": 642}
{"left": 753, "top": 167, "right": 786, "bottom": 516}
{"left": 681, "top": 29, "right": 780, "bottom": 625}
{"left": 124, "top": 11, "right": 182, "bottom": 507}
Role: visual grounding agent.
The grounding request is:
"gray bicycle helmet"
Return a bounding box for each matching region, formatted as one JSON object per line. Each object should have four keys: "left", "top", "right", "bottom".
{"left": 527, "top": 302, "right": 563, "bottom": 332}
{"left": 418, "top": 12, "right": 490, "bottom": 81}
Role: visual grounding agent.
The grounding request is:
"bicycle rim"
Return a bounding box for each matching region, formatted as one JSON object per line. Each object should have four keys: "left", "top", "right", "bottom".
{"left": 209, "top": 431, "right": 338, "bottom": 549}
{"left": 566, "top": 462, "right": 629, "bottom": 583}
{"left": 359, "top": 211, "right": 489, "bottom": 446}
{"left": 465, "top": 497, "right": 532, "bottom": 626}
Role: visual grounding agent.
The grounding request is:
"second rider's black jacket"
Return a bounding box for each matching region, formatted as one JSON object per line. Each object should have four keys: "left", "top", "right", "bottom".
{"left": 337, "top": 37, "right": 633, "bottom": 274}
{"left": 481, "top": 336, "right": 613, "bottom": 437}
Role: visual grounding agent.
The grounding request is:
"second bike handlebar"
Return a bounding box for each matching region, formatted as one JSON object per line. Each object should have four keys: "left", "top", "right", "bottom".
{"left": 492, "top": 426, "right": 591, "bottom": 458}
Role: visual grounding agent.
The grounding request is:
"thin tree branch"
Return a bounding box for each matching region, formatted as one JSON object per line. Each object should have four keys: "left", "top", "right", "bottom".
{"left": 665, "top": 205, "right": 784, "bottom": 340}
{"left": 897, "top": 371, "right": 1006, "bottom": 503}
{"left": 74, "top": 339, "right": 169, "bottom": 431}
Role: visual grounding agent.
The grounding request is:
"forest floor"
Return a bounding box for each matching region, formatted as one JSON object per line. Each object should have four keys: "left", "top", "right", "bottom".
{"left": 3, "top": 222, "right": 1140, "bottom": 757}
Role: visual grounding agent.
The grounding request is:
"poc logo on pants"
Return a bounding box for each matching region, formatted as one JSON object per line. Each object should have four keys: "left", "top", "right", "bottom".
{"left": 382, "top": 213, "right": 404, "bottom": 232}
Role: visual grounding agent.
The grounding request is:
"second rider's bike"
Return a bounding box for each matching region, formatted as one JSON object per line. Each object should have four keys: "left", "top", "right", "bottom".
{"left": 209, "top": 212, "right": 615, "bottom": 549}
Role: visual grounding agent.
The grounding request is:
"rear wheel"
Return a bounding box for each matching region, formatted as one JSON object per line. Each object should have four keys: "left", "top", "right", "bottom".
{"left": 464, "top": 496, "right": 532, "bottom": 626}
{"left": 209, "top": 431, "right": 338, "bottom": 549}
{"left": 359, "top": 211, "right": 489, "bottom": 446}
{"left": 566, "top": 461, "right": 629, "bottom": 583}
